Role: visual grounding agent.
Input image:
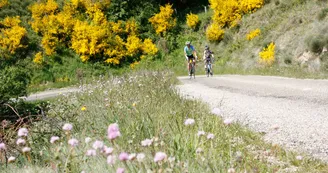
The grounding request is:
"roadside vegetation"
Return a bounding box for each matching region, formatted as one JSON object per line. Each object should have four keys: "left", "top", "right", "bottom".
{"left": 2, "top": 72, "right": 328, "bottom": 172}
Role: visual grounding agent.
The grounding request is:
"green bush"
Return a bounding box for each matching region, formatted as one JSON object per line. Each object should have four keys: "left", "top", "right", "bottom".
{"left": 306, "top": 36, "right": 326, "bottom": 54}
{"left": 0, "top": 66, "right": 30, "bottom": 104}
{"left": 318, "top": 8, "right": 328, "bottom": 20}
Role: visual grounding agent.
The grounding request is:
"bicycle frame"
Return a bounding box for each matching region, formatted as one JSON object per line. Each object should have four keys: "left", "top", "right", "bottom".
{"left": 188, "top": 59, "right": 195, "bottom": 79}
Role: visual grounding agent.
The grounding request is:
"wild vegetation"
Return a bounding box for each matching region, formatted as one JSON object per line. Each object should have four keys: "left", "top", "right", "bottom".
{"left": 1, "top": 72, "right": 328, "bottom": 172}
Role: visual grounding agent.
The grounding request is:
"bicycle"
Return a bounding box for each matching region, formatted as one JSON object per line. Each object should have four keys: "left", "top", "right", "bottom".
{"left": 188, "top": 59, "right": 196, "bottom": 79}
{"left": 205, "top": 60, "right": 213, "bottom": 77}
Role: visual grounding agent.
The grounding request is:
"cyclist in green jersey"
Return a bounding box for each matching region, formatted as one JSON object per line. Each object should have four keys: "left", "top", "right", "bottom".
{"left": 184, "top": 41, "right": 198, "bottom": 75}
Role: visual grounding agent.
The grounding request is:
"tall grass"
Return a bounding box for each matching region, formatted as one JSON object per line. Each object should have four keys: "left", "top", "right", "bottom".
{"left": 1, "top": 71, "right": 328, "bottom": 172}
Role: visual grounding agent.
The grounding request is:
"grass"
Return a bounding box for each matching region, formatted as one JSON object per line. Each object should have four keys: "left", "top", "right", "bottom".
{"left": 2, "top": 71, "right": 328, "bottom": 172}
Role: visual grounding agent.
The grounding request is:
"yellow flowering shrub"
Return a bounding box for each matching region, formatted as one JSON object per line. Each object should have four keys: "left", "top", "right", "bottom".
{"left": 2, "top": 16, "right": 21, "bottom": 27}
{"left": 29, "top": 0, "right": 158, "bottom": 66}
{"left": 30, "top": 0, "right": 75, "bottom": 55}
{"left": 41, "top": 33, "right": 58, "bottom": 55}
{"left": 149, "top": 4, "right": 176, "bottom": 35}
{"left": 86, "top": 5, "right": 107, "bottom": 25}
{"left": 77, "top": 0, "right": 111, "bottom": 11}
{"left": 186, "top": 13, "right": 199, "bottom": 29}
{"left": 109, "top": 20, "right": 124, "bottom": 34}
{"left": 142, "top": 38, "right": 158, "bottom": 55}
{"left": 206, "top": 23, "right": 224, "bottom": 42}
{"left": 105, "top": 35, "right": 126, "bottom": 64}
{"left": 209, "top": 0, "right": 263, "bottom": 27}
{"left": 71, "top": 20, "right": 108, "bottom": 60}
{"left": 33, "top": 52, "right": 43, "bottom": 65}
{"left": 259, "top": 42, "right": 275, "bottom": 66}
{"left": 0, "top": 16, "right": 27, "bottom": 54}
{"left": 0, "top": 0, "right": 8, "bottom": 8}
{"left": 125, "top": 19, "right": 138, "bottom": 36}
{"left": 246, "top": 28, "right": 261, "bottom": 40}
{"left": 130, "top": 61, "right": 140, "bottom": 69}
{"left": 239, "top": 0, "right": 264, "bottom": 13}
{"left": 126, "top": 35, "right": 142, "bottom": 56}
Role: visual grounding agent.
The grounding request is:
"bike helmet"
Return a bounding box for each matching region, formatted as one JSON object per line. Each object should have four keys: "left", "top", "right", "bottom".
{"left": 205, "top": 45, "right": 209, "bottom": 50}
{"left": 185, "top": 41, "right": 191, "bottom": 45}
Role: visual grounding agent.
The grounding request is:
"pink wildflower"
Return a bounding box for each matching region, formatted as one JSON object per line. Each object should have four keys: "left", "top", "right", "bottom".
{"left": 62, "top": 123, "right": 73, "bottom": 131}
{"left": 86, "top": 149, "right": 97, "bottom": 156}
{"left": 272, "top": 125, "right": 279, "bottom": 130}
{"left": 154, "top": 152, "right": 167, "bottom": 162}
{"left": 197, "top": 131, "right": 206, "bottom": 137}
{"left": 116, "top": 168, "right": 124, "bottom": 173}
{"left": 92, "top": 140, "right": 104, "bottom": 150}
{"left": 228, "top": 168, "right": 235, "bottom": 173}
{"left": 50, "top": 136, "right": 60, "bottom": 144}
{"left": 8, "top": 156, "right": 15, "bottom": 163}
{"left": 0, "top": 143, "right": 6, "bottom": 150}
{"left": 296, "top": 155, "right": 303, "bottom": 160}
{"left": 211, "top": 107, "right": 222, "bottom": 116}
{"left": 22, "top": 147, "right": 31, "bottom": 153}
{"left": 207, "top": 133, "right": 215, "bottom": 140}
{"left": 107, "top": 155, "right": 116, "bottom": 165}
{"left": 196, "top": 148, "right": 203, "bottom": 154}
{"left": 107, "top": 123, "right": 121, "bottom": 140}
{"left": 103, "top": 146, "right": 114, "bottom": 155}
{"left": 18, "top": 128, "right": 28, "bottom": 137}
{"left": 68, "top": 138, "right": 79, "bottom": 147}
{"left": 16, "top": 138, "right": 26, "bottom": 146}
{"left": 224, "top": 119, "right": 233, "bottom": 125}
{"left": 141, "top": 139, "right": 153, "bottom": 147}
{"left": 184, "top": 118, "right": 195, "bottom": 126}
{"left": 119, "top": 152, "right": 129, "bottom": 161}
{"left": 137, "top": 153, "right": 145, "bottom": 162}
{"left": 85, "top": 137, "right": 91, "bottom": 144}
{"left": 129, "top": 153, "right": 136, "bottom": 160}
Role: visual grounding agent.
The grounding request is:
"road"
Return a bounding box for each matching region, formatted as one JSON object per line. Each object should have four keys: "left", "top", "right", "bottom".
{"left": 22, "top": 87, "right": 80, "bottom": 101}
{"left": 177, "top": 75, "right": 328, "bottom": 162}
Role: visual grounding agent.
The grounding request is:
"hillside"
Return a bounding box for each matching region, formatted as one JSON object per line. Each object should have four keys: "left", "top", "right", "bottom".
{"left": 159, "top": 0, "right": 328, "bottom": 78}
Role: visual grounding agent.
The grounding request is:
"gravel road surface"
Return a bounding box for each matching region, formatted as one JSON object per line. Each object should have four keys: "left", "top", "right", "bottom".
{"left": 22, "top": 88, "right": 80, "bottom": 101}
{"left": 177, "top": 75, "right": 328, "bottom": 162}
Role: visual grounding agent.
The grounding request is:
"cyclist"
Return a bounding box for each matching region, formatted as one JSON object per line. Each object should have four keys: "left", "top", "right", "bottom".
{"left": 203, "top": 45, "right": 214, "bottom": 76}
{"left": 184, "top": 41, "right": 198, "bottom": 76}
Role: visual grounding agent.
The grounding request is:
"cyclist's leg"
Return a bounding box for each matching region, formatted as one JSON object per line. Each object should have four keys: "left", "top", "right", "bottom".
{"left": 187, "top": 56, "right": 193, "bottom": 75}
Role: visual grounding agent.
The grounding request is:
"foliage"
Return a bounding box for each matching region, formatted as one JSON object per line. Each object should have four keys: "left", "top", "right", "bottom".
{"left": 317, "top": 8, "right": 328, "bottom": 21}
{"left": 305, "top": 34, "right": 328, "bottom": 54}
{"left": 206, "top": 0, "right": 264, "bottom": 42}
{"left": 246, "top": 28, "right": 261, "bottom": 40}
{"left": 0, "top": 66, "right": 30, "bottom": 104}
{"left": 142, "top": 38, "right": 158, "bottom": 55}
{"left": 0, "top": 16, "right": 27, "bottom": 55}
{"left": 29, "top": 0, "right": 158, "bottom": 66}
{"left": 259, "top": 42, "right": 275, "bottom": 66}
{"left": 149, "top": 4, "right": 177, "bottom": 36}
{"left": 209, "top": 0, "right": 264, "bottom": 28}
{"left": 206, "top": 23, "right": 225, "bottom": 42}
{"left": 186, "top": 13, "right": 200, "bottom": 30}
{"left": 33, "top": 52, "right": 43, "bottom": 65}
{"left": 0, "top": 0, "right": 7, "bottom": 8}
